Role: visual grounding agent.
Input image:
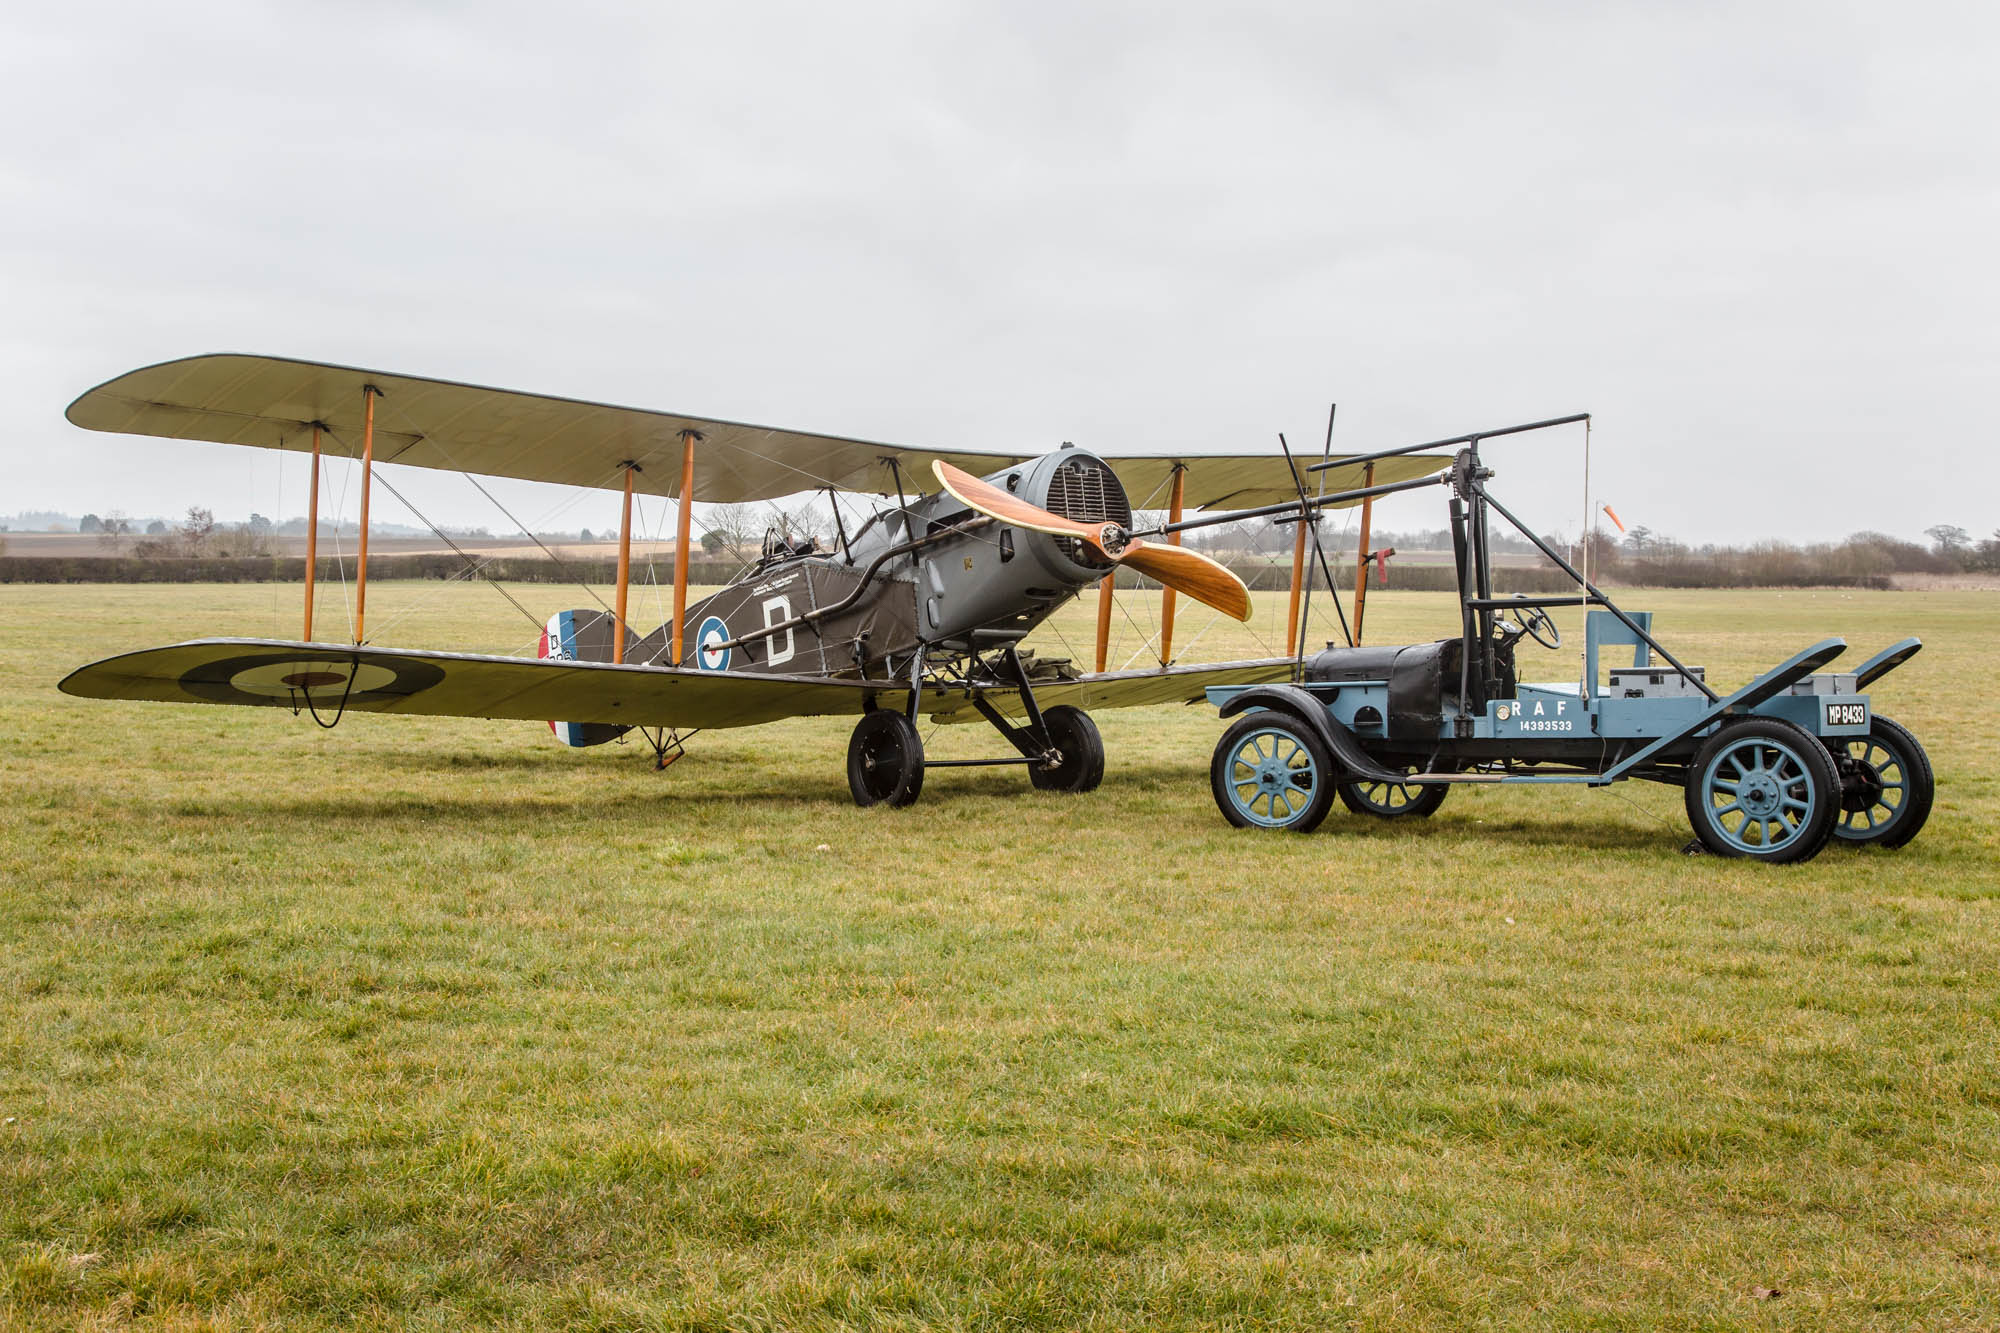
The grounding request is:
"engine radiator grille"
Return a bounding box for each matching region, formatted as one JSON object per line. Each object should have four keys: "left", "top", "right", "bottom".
{"left": 1045, "top": 456, "right": 1131, "bottom": 567}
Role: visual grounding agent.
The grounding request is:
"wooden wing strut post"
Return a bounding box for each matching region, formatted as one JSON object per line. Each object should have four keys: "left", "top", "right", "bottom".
{"left": 1094, "top": 571, "right": 1114, "bottom": 673}
{"left": 1352, "top": 461, "right": 1376, "bottom": 644}
{"left": 353, "top": 386, "right": 379, "bottom": 644}
{"left": 670, "top": 429, "right": 699, "bottom": 665}
{"left": 613, "top": 462, "right": 636, "bottom": 663}
{"left": 1157, "top": 465, "right": 1186, "bottom": 667}
{"left": 303, "top": 423, "right": 321, "bottom": 641}
{"left": 1284, "top": 518, "right": 1308, "bottom": 655}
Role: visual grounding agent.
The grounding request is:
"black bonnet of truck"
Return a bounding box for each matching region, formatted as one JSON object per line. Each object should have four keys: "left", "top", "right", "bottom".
{"left": 1306, "top": 639, "right": 1495, "bottom": 740}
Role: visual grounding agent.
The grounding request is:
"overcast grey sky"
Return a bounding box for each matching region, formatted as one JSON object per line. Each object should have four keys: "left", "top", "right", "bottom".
{"left": 3, "top": 1, "right": 1994, "bottom": 545}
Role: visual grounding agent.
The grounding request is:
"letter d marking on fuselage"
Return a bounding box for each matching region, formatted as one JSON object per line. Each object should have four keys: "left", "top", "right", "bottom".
{"left": 763, "top": 596, "right": 796, "bottom": 667}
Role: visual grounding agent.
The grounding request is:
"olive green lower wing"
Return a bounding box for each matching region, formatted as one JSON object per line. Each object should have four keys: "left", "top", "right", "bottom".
{"left": 921, "top": 657, "right": 1296, "bottom": 722}
{"left": 61, "top": 639, "right": 1298, "bottom": 732}
{"left": 58, "top": 639, "right": 883, "bottom": 730}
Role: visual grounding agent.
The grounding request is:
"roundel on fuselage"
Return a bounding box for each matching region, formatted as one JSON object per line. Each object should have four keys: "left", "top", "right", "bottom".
{"left": 696, "top": 615, "right": 732, "bottom": 671}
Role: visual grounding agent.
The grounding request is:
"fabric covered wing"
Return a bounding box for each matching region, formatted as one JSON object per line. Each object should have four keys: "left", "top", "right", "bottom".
{"left": 65, "top": 354, "right": 1014, "bottom": 505}
{"left": 62, "top": 638, "right": 1294, "bottom": 732}
{"left": 66, "top": 353, "right": 1444, "bottom": 508}
{"left": 924, "top": 658, "right": 1296, "bottom": 722}
{"left": 58, "top": 639, "right": 885, "bottom": 729}
{"left": 1119, "top": 454, "right": 1444, "bottom": 510}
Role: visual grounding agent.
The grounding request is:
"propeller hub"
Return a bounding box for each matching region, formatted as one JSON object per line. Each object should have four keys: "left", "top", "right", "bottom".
{"left": 1098, "top": 522, "right": 1129, "bottom": 555}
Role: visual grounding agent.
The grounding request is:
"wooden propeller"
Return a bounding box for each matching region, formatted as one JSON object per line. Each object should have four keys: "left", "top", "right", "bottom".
{"left": 933, "top": 461, "right": 1252, "bottom": 622}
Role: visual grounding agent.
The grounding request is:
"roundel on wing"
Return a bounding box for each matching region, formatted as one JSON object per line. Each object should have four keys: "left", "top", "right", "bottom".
{"left": 178, "top": 651, "right": 447, "bottom": 707}
{"left": 696, "top": 616, "right": 732, "bottom": 671}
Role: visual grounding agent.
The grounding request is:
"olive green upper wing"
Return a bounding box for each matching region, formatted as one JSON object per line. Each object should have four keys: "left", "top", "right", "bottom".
{"left": 67, "top": 353, "right": 1443, "bottom": 507}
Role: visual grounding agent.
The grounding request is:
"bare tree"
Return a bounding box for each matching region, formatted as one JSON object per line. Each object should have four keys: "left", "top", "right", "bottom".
{"left": 763, "top": 495, "right": 832, "bottom": 549}
{"left": 210, "top": 519, "right": 272, "bottom": 558}
{"left": 700, "top": 503, "right": 762, "bottom": 558}
{"left": 1972, "top": 531, "right": 2000, "bottom": 574}
{"left": 179, "top": 507, "right": 215, "bottom": 557}
{"left": 96, "top": 510, "right": 132, "bottom": 552}
{"left": 1925, "top": 524, "right": 1970, "bottom": 557}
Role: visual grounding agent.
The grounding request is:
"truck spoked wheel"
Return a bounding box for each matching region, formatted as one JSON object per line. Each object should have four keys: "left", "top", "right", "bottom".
{"left": 1210, "top": 713, "right": 1335, "bottom": 833}
{"left": 1337, "top": 769, "right": 1448, "bottom": 819}
{"left": 1684, "top": 718, "right": 1839, "bottom": 863}
{"left": 1828, "top": 715, "right": 1934, "bottom": 849}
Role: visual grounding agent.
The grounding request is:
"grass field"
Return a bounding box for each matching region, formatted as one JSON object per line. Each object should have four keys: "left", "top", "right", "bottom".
{"left": 3, "top": 581, "right": 1997, "bottom": 1330}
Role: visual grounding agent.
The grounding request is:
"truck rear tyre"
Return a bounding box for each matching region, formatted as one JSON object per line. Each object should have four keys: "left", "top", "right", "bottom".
{"left": 1828, "top": 715, "right": 1934, "bottom": 849}
{"left": 1337, "top": 769, "right": 1449, "bottom": 819}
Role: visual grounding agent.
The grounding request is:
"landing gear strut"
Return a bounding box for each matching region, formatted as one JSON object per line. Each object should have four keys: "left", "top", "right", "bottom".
{"left": 845, "top": 643, "right": 1105, "bottom": 807}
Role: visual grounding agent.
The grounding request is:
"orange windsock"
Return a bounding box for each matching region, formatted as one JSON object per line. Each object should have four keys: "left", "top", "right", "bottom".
{"left": 1601, "top": 503, "right": 1626, "bottom": 534}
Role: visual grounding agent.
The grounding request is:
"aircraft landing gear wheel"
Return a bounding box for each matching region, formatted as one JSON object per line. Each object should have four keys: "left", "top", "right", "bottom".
{"left": 1684, "top": 718, "right": 1840, "bottom": 863}
{"left": 1337, "top": 769, "right": 1449, "bottom": 818}
{"left": 848, "top": 710, "right": 925, "bottom": 808}
{"left": 1829, "top": 715, "right": 1934, "bottom": 849}
{"left": 1210, "top": 712, "right": 1335, "bottom": 833}
{"left": 1029, "top": 705, "right": 1104, "bottom": 793}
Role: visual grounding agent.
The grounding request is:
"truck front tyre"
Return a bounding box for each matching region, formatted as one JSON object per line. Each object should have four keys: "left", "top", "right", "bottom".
{"left": 1211, "top": 713, "right": 1336, "bottom": 833}
{"left": 1684, "top": 718, "right": 1840, "bottom": 863}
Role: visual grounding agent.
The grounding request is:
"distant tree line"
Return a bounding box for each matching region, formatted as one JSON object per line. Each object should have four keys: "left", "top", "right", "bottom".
{"left": 1186, "top": 514, "right": 2000, "bottom": 590}
{"left": 1602, "top": 525, "right": 1995, "bottom": 588}
{"left": 0, "top": 553, "right": 758, "bottom": 586}
{"left": 9, "top": 499, "right": 1998, "bottom": 590}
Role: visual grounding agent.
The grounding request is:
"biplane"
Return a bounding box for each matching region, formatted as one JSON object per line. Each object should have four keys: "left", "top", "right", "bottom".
{"left": 58, "top": 354, "right": 1442, "bottom": 805}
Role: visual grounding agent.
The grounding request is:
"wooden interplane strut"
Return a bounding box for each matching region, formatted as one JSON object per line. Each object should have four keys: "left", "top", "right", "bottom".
{"left": 1094, "top": 572, "right": 1114, "bottom": 673}
{"left": 672, "top": 429, "right": 697, "bottom": 665}
{"left": 1353, "top": 462, "right": 1376, "bottom": 644}
{"left": 303, "top": 424, "right": 321, "bottom": 642}
{"left": 1158, "top": 466, "right": 1186, "bottom": 666}
{"left": 1285, "top": 519, "right": 1307, "bottom": 654}
{"left": 614, "top": 463, "right": 635, "bottom": 663}
{"left": 354, "top": 386, "right": 378, "bottom": 644}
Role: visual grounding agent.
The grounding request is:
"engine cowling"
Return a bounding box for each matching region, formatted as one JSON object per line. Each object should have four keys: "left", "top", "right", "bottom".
{"left": 911, "top": 446, "right": 1133, "bottom": 643}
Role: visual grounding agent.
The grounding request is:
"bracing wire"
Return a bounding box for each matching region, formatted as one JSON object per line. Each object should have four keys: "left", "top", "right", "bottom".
{"left": 271, "top": 442, "right": 284, "bottom": 637}
{"left": 325, "top": 447, "right": 355, "bottom": 636}
{"left": 414, "top": 432, "right": 625, "bottom": 614}
{"left": 325, "top": 426, "right": 626, "bottom": 648}
{"left": 365, "top": 470, "right": 546, "bottom": 633}
{"left": 295, "top": 412, "right": 1306, "bottom": 687}
{"left": 692, "top": 435, "right": 1014, "bottom": 560}
{"left": 1093, "top": 470, "right": 1179, "bottom": 669}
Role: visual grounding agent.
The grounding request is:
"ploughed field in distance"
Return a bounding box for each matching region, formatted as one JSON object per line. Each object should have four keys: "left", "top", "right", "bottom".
{"left": 3, "top": 581, "right": 1996, "bottom": 1331}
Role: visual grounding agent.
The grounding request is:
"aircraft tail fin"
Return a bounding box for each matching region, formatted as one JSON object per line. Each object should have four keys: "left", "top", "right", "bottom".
{"left": 538, "top": 610, "right": 635, "bottom": 747}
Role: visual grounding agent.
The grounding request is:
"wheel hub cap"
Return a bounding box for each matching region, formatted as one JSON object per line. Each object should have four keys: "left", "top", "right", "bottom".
{"left": 1739, "top": 772, "right": 1782, "bottom": 817}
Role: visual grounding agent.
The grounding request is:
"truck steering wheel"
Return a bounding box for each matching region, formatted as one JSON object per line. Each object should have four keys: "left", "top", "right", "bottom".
{"left": 1496, "top": 599, "right": 1562, "bottom": 650}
